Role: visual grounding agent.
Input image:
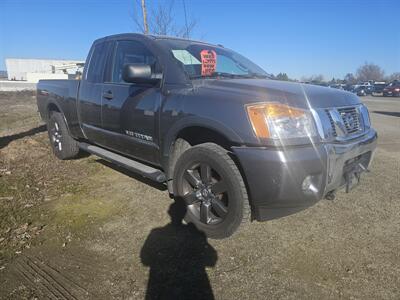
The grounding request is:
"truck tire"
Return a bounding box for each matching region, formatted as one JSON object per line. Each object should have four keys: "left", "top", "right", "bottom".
{"left": 173, "top": 143, "right": 250, "bottom": 239}
{"left": 47, "top": 111, "right": 80, "bottom": 160}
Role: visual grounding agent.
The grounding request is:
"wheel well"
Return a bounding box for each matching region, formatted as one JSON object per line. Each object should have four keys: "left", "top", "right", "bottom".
{"left": 47, "top": 103, "right": 60, "bottom": 119}
{"left": 166, "top": 126, "right": 234, "bottom": 188}
{"left": 176, "top": 126, "right": 232, "bottom": 150}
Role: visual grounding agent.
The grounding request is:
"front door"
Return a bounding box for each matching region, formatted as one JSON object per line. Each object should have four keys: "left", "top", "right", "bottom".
{"left": 101, "top": 40, "right": 161, "bottom": 165}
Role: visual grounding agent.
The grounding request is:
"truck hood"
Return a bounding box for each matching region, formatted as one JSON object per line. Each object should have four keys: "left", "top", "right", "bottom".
{"left": 195, "top": 79, "right": 360, "bottom": 109}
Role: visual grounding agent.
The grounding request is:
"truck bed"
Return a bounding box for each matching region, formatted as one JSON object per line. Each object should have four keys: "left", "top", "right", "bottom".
{"left": 37, "top": 79, "right": 80, "bottom": 125}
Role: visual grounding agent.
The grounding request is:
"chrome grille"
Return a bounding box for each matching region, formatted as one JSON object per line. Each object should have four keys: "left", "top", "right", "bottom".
{"left": 323, "top": 105, "right": 363, "bottom": 139}
{"left": 337, "top": 107, "right": 361, "bottom": 134}
{"left": 325, "top": 109, "right": 337, "bottom": 137}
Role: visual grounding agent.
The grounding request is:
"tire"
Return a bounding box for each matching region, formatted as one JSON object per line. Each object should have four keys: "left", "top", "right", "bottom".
{"left": 47, "top": 111, "right": 80, "bottom": 160}
{"left": 173, "top": 143, "right": 250, "bottom": 239}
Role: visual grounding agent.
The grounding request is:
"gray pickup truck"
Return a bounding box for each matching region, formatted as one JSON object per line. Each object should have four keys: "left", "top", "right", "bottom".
{"left": 37, "top": 34, "right": 377, "bottom": 238}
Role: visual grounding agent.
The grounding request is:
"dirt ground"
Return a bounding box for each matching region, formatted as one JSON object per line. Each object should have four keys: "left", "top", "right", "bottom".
{"left": 0, "top": 91, "right": 399, "bottom": 299}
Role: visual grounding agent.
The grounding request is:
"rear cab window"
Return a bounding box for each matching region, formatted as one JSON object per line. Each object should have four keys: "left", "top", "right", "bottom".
{"left": 85, "top": 42, "right": 111, "bottom": 83}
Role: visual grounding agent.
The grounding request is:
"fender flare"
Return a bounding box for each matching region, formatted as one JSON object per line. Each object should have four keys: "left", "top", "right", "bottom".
{"left": 46, "top": 100, "right": 73, "bottom": 137}
{"left": 161, "top": 116, "right": 243, "bottom": 158}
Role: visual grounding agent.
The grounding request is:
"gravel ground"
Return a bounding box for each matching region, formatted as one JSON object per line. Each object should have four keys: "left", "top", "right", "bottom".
{"left": 0, "top": 92, "right": 399, "bottom": 299}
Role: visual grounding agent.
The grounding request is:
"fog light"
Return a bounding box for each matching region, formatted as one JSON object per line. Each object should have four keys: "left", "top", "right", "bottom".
{"left": 302, "top": 175, "right": 318, "bottom": 193}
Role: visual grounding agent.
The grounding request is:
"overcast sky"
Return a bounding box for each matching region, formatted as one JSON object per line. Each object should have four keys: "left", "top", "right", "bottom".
{"left": 0, "top": 0, "right": 399, "bottom": 80}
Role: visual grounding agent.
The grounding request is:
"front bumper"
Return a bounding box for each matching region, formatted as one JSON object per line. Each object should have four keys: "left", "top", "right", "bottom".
{"left": 233, "top": 129, "right": 377, "bottom": 221}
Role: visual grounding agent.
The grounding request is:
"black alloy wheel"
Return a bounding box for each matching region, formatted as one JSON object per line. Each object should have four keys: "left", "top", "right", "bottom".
{"left": 49, "top": 120, "right": 63, "bottom": 152}
{"left": 181, "top": 162, "right": 229, "bottom": 225}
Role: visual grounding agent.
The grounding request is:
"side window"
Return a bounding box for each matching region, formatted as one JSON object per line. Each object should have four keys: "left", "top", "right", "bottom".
{"left": 112, "top": 40, "right": 157, "bottom": 83}
{"left": 86, "top": 43, "right": 109, "bottom": 83}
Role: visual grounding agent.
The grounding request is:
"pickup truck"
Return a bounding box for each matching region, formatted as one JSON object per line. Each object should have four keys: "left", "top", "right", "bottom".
{"left": 37, "top": 33, "right": 377, "bottom": 239}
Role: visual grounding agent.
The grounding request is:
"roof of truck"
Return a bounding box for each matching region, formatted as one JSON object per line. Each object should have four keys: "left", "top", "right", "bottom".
{"left": 93, "top": 33, "right": 218, "bottom": 47}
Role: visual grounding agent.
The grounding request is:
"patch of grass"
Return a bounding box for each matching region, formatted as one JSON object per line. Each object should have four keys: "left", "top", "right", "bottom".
{"left": 53, "top": 192, "right": 120, "bottom": 233}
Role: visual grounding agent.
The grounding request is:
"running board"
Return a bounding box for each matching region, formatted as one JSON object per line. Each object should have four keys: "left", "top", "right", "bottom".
{"left": 79, "top": 142, "right": 166, "bottom": 183}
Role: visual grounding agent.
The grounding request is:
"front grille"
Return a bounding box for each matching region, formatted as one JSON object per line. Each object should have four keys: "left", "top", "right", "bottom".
{"left": 325, "top": 109, "right": 337, "bottom": 137}
{"left": 324, "top": 106, "right": 363, "bottom": 139}
{"left": 337, "top": 107, "right": 361, "bottom": 134}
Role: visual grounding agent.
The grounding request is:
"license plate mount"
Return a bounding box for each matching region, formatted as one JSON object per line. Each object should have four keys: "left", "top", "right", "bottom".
{"left": 342, "top": 153, "right": 371, "bottom": 193}
{"left": 344, "top": 170, "right": 361, "bottom": 193}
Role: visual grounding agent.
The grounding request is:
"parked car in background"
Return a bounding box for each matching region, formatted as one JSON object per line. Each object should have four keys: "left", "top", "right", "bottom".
{"left": 372, "top": 82, "right": 387, "bottom": 96}
{"left": 343, "top": 84, "right": 353, "bottom": 91}
{"left": 353, "top": 85, "right": 368, "bottom": 96}
{"left": 352, "top": 82, "right": 373, "bottom": 95}
{"left": 383, "top": 81, "right": 400, "bottom": 97}
{"left": 329, "top": 84, "right": 344, "bottom": 90}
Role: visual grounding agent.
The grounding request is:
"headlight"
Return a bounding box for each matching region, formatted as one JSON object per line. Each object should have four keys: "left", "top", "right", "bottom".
{"left": 246, "top": 103, "right": 317, "bottom": 139}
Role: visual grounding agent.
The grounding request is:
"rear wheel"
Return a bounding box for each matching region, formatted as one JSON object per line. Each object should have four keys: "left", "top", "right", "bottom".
{"left": 47, "top": 112, "right": 80, "bottom": 160}
{"left": 173, "top": 143, "right": 250, "bottom": 239}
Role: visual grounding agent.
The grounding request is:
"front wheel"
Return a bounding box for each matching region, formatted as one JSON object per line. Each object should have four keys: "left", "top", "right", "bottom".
{"left": 173, "top": 143, "right": 250, "bottom": 239}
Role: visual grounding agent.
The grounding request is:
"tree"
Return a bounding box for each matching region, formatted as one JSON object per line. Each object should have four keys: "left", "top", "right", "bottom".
{"left": 133, "top": 0, "right": 197, "bottom": 38}
{"left": 344, "top": 73, "right": 356, "bottom": 85}
{"left": 301, "top": 74, "right": 324, "bottom": 83}
{"left": 386, "top": 72, "right": 400, "bottom": 82}
{"left": 275, "top": 73, "right": 289, "bottom": 81}
{"left": 356, "top": 62, "right": 385, "bottom": 82}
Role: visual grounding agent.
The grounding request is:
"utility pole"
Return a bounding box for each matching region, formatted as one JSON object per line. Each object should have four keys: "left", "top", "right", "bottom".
{"left": 141, "top": 0, "right": 149, "bottom": 34}
{"left": 182, "top": 0, "right": 189, "bottom": 38}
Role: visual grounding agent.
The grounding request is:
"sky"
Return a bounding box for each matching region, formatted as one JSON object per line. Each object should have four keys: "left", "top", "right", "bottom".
{"left": 0, "top": 0, "right": 399, "bottom": 80}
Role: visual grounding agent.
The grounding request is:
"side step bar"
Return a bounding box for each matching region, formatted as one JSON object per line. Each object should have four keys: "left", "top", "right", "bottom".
{"left": 79, "top": 142, "right": 166, "bottom": 183}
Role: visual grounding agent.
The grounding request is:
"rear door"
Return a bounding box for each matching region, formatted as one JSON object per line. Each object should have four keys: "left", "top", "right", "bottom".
{"left": 100, "top": 39, "right": 162, "bottom": 165}
{"left": 78, "top": 41, "right": 112, "bottom": 142}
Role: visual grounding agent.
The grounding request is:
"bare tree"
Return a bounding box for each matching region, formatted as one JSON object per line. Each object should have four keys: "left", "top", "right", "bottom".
{"left": 132, "top": 0, "right": 197, "bottom": 38}
{"left": 356, "top": 62, "right": 385, "bottom": 82}
{"left": 301, "top": 74, "right": 324, "bottom": 83}
{"left": 386, "top": 72, "right": 400, "bottom": 82}
{"left": 344, "top": 73, "right": 356, "bottom": 84}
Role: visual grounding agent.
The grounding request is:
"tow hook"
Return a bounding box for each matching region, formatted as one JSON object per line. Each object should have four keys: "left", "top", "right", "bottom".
{"left": 325, "top": 191, "right": 336, "bottom": 201}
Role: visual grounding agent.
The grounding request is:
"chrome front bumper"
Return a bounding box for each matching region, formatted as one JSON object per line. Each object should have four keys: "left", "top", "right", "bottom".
{"left": 324, "top": 128, "right": 377, "bottom": 194}
{"left": 232, "top": 128, "right": 377, "bottom": 221}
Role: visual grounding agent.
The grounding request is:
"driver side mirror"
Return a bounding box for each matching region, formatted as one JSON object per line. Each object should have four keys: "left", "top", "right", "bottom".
{"left": 122, "top": 63, "right": 160, "bottom": 84}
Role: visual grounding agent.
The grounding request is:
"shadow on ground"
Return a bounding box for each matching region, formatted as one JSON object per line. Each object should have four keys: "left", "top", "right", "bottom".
{"left": 141, "top": 198, "right": 218, "bottom": 300}
{"left": 373, "top": 111, "right": 400, "bottom": 118}
{"left": 0, "top": 125, "right": 46, "bottom": 149}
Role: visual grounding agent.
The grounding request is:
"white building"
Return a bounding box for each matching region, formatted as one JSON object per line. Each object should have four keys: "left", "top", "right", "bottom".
{"left": 5, "top": 58, "right": 84, "bottom": 83}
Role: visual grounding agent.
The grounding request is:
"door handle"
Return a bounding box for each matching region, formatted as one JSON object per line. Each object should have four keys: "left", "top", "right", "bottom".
{"left": 103, "top": 91, "right": 113, "bottom": 100}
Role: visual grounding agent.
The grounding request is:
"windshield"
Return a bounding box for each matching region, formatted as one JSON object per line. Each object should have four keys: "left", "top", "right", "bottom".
{"left": 157, "top": 39, "right": 269, "bottom": 79}
{"left": 388, "top": 82, "right": 400, "bottom": 87}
